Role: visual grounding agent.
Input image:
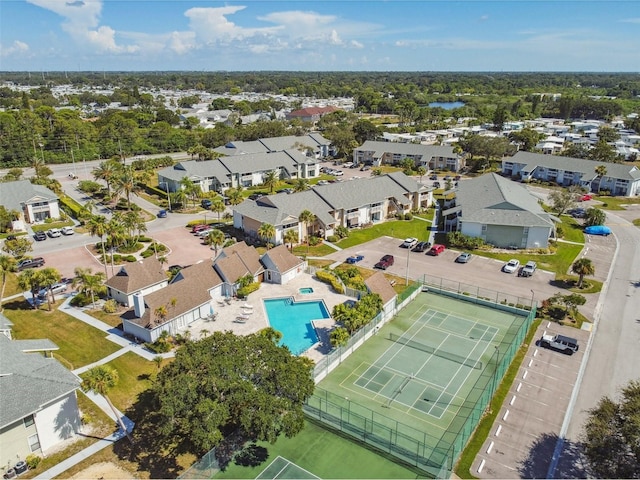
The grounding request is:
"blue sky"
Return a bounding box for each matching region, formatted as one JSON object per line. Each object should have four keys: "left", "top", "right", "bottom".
{"left": 1, "top": 1, "right": 639, "bottom": 71}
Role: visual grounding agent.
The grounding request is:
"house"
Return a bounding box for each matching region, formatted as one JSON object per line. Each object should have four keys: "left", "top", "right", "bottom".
{"left": 0, "top": 180, "right": 60, "bottom": 228}
{"left": 157, "top": 149, "right": 320, "bottom": 195}
{"left": 364, "top": 272, "right": 397, "bottom": 318}
{"left": 233, "top": 172, "right": 432, "bottom": 243}
{"left": 213, "top": 241, "right": 265, "bottom": 296}
{"left": 261, "top": 244, "right": 306, "bottom": 285}
{"left": 0, "top": 335, "right": 81, "bottom": 468}
{"left": 214, "top": 133, "right": 334, "bottom": 159}
{"left": 353, "top": 141, "right": 464, "bottom": 172}
{"left": 502, "top": 151, "right": 640, "bottom": 197}
{"left": 285, "top": 106, "right": 340, "bottom": 123}
{"left": 442, "top": 173, "right": 557, "bottom": 249}
{"left": 121, "top": 260, "right": 224, "bottom": 343}
{"left": 105, "top": 257, "right": 168, "bottom": 307}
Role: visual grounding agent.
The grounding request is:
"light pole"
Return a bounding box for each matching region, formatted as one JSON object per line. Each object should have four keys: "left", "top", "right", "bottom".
{"left": 492, "top": 346, "right": 500, "bottom": 394}
{"left": 159, "top": 182, "right": 172, "bottom": 211}
{"left": 530, "top": 289, "right": 535, "bottom": 309}
{"left": 405, "top": 242, "right": 410, "bottom": 286}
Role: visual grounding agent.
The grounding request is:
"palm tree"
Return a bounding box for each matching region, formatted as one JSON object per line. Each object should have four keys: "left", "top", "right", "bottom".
{"left": 416, "top": 166, "right": 427, "bottom": 183}
{"left": 262, "top": 170, "right": 279, "bottom": 194}
{"left": 595, "top": 165, "right": 607, "bottom": 194}
{"left": 206, "top": 229, "right": 226, "bottom": 257}
{"left": 293, "top": 178, "right": 309, "bottom": 193}
{"left": 258, "top": 223, "right": 276, "bottom": 249}
{"left": 81, "top": 365, "right": 133, "bottom": 443}
{"left": 210, "top": 197, "right": 226, "bottom": 221}
{"left": 283, "top": 229, "right": 298, "bottom": 252}
{"left": 120, "top": 210, "right": 147, "bottom": 245}
{"left": 72, "top": 267, "right": 106, "bottom": 307}
{"left": 38, "top": 267, "right": 62, "bottom": 311}
{"left": 227, "top": 187, "right": 244, "bottom": 206}
{"left": 18, "top": 269, "right": 41, "bottom": 310}
{"left": 171, "top": 189, "right": 187, "bottom": 210}
{"left": 298, "top": 209, "right": 316, "bottom": 253}
{"left": 0, "top": 255, "right": 17, "bottom": 311}
{"left": 112, "top": 165, "right": 139, "bottom": 210}
{"left": 571, "top": 258, "right": 595, "bottom": 288}
{"left": 86, "top": 215, "right": 109, "bottom": 276}
{"left": 92, "top": 160, "right": 121, "bottom": 197}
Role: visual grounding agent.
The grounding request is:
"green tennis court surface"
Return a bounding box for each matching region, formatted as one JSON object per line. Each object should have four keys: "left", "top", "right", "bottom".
{"left": 311, "top": 291, "right": 533, "bottom": 476}
{"left": 256, "top": 456, "right": 319, "bottom": 479}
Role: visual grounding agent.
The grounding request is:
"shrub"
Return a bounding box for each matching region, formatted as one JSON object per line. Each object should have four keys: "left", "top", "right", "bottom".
{"left": 404, "top": 212, "right": 413, "bottom": 220}
{"left": 140, "top": 249, "right": 154, "bottom": 258}
{"left": 26, "top": 455, "right": 42, "bottom": 470}
{"left": 70, "top": 292, "right": 92, "bottom": 307}
{"left": 117, "top": 242, "right": 142, "bottom": 254}
{"left": 145, "top": 339, "right": 173, "bottom": 353}
{"left": 102, "top": 299, "right": 118, "bottom": 314}
{"left": 138, "top": 236, "right": 153, "bottom": 243}
{"left": 326, "top": 235, "right": 339, "bottom": 243}
{"left": 309, "top": 236, "right": 322, "bottom": 246}
{"left": 556, "top": 225, "right": 564, "bottom": 238}
{"left": 315, "top": 269, "right": 344, "bottom": 294}
{"left": 124, "top": 255, "right": 137, "bottom": 262}
{"left": 237, "top": 282, "right": 260, "bottom": 298}
{"left": 335, "top": 226, "right": 349, "bottom": 238}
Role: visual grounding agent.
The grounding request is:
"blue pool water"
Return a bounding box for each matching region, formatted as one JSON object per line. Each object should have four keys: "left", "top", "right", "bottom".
{"left": 264, "top": 297, "right": 330, "bottom": 354}
{"left": 299, "top": 287, "right": 314, "bottom": 294}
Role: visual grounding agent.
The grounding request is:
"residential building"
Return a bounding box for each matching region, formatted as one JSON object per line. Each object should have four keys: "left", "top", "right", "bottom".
{"left": 502, "top": 151, "right": 640, "bottom": 197}
{"left": 213, "top": 241, "right": 265, "bottom": 296}
{"left": 0, "top": 336, "right": 81, "bottom": 469}
{"left": 0, "top": 180, "right": 60, "bottom": 228}
{"left": 364, "top": 272, "right": 397, "bottom": 318}
{"left": 233, "top": 172, "right": 432, "bottom": 243}
{"left": 261, "top": 244, "right": 306, "bottom": 285}
{"left": 285, "top": 106, "right": 339, "bottom": 123}
{"left": 214, "top": 133, "right": 334, "bottom": 159}
{"left": 442, "top": 173, "right": 557, "bottom": 249}
{"left": 105, "top": 257, "right": 168, "bottom": 308}
{"left": 353, "top": 141, "right": 464, "bottom": 172}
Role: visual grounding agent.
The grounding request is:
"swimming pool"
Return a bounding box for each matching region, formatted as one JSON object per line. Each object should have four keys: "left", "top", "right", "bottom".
{"left": 299, "top": 287, "right": 314, "bottom": 294}
{"left": 263, "top": 297, "right": 330, "bottom": 354}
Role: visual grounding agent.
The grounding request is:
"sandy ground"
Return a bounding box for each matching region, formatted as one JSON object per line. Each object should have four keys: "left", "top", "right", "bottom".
{"left": 68, "top": 461, "right": 137, "bottom": 479}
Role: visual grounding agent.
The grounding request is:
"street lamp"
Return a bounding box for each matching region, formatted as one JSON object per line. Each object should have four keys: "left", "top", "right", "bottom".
{"left": 159, "top": 182, "right": 172, "bottom": 211}
{"left": 530, "top": 289, "right": 535, "bottom": 309}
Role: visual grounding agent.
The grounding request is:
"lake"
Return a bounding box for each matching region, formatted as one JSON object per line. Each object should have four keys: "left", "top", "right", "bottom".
{"left": 428, "top": 101, "right": 465, "bottom": 110}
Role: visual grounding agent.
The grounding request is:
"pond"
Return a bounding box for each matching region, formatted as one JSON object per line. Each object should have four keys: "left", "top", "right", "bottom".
{"left": 428, "top": 101, "right": 465, "bottom": 110}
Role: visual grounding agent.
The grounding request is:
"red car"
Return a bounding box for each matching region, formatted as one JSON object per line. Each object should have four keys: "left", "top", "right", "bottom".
{"left": 191, "top": 224, "right": 210, "bottom": 234}
{"left": 427, "top": 244, "right": 446, "bottom": 256}
{"left": 578, "top": 194, "right": 593, "bottom": 202}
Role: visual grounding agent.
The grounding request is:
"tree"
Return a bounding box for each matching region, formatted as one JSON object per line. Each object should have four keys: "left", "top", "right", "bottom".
{"left": 262, "top": 170, "right": 279, "bottom": 194}
{"left": 329, "top": 326, "right": 350, "bottom": 348}
{"left": 1, "top": 237, "right": 33, "bottom": 259}
{"left": 152, "top": 331, "right": 314, "bottom": 452}
{"left": 86, "top": 215, "right": 109, "bottom": 276}
{"left": 548, "top": 185, "right": 581, "bottom": 215}
{"left": 210, "top": 197, "right": 225, "bottom": 221}
{"left": 400, "top": 158, "right": 414, "bottom": 175}
{"left": 292, "top": 178, "right": 309, "bottom": 193}
{"left": 582, "top": 380, "right": 640, "bottom": 479}
{"left": 258, "top": 223, "right": 275, "bottom": 249}
{"left": 298, "top": 210, "right": 316, "bottom": 253}
{"left": 283, "top": 229, "right": 298, "bottom": 252}
{"left": 38, "top": 266, "right": 62, "bottom": 311}
{"left": 584, "top": 207, "right": 606, "bottom": 227}
{"left": 92, "top": 160, "right": 121, "bottom": 197}
{"left": 508, "top": 128, "right": 544, "bottom": 152}
{"left": 0, "top": 255, "right": 17, "bottom": 310}
{"left": 72, "top": 267, "right": 106, "bottom": 307}
{"left": 206, "top": 229, "right": 225, "bottom": 257}
{"left": 18, "top": 269, "right": 42, "bottom": 310}
{"left": 588, "top": 140, "right": 619, "bottom": 163}
{"left": 416, "top": 166, "right": 426, "bottom": 183}
{"left": 226, "top": 187, "right": 244, "bottom": 206}
{"left": 559, "top": 293, "right": 586, "bottom": 319}
{"left": 81, "top": 365, "right": 133, "bottom": 443}
{"left": 571, "top": 258, "right": 595, "bottom": 288}
{"left": 594, "top": 165, "right": 607, "bottom": 193}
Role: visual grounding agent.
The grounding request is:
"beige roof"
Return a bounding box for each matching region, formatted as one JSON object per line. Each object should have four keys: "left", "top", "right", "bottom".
{"left": 262, "top": 244, "right": 304, "bottom": 273}
{"left": 105, "top": 256, "right": 166, "bottom": 294}
{"left": 215, "top": 242, "right": 263, "bottom": 283}
{"left": 364, "top": 272, "right": 397, "bottom": 305}
{"left": 123, "top": 261, "right": 222, "bottom": 328}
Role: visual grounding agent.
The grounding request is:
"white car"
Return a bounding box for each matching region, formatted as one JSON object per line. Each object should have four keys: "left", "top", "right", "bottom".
{"left": 61, "top": 226, "right": 75, "bottom": 235}
{"left": 401, "top": 237, "right": 418, "bottom": 248}
{"left": 47, "top": 228, "right": 62, "bottom": 238}
{"left": 503, "top": 259, "right": 520, "bottom": 274}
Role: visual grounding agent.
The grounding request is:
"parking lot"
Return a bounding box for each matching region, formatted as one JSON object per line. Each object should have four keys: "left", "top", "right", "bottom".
{"left": 326, "top": 236, "right": 558, "bottom": 304}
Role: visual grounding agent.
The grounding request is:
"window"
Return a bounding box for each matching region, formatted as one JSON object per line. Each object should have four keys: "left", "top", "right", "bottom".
{"left": 23, "top": 415, "right": 34, "bottom": 428}
{"left": 28, "top": 434, "right": 40, "bottom": 452}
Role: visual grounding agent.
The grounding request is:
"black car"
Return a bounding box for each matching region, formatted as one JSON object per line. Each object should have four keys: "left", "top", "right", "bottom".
{"left": 33, "top": 231, "right": 47, "bottom": 241}
{"left": 412, "top": 241, "right": 431, "bottom": 252}
{"left": 201, "top": 199, "right": 212, "bottom": 209}
{"left": 429, "top": 174, "right": 438, "bottom": 180}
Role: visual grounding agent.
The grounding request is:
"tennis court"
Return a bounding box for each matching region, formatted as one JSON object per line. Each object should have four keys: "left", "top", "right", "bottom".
{"left": 256, "top": 456, "right": 319, "bottom": 480}
{"left": 309, "top": 291, "right": 533, "bottom": 476}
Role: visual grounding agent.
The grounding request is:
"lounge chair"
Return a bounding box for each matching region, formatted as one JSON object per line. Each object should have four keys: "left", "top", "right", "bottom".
{"left": 241, "top": 303, "right": 253, "bottom": 309}
{"left": 234, "top": 315, "right": 249, "bottom": 323}
{"left": 217, "top": 300, "right": 226, "bottom": 307}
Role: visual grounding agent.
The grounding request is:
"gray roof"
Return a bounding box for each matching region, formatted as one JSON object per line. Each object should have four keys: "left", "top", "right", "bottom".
{"left": 386, "top": 171, "right": 428, "bottom": 193}
{"left": 260, "top": 190, "right": 337, "bottom": 226}
{"left": 455, "top": 173, "right": 555, "bottom": 227}
{"left": 12, "top": 339, "right": 59, "bottom": 352}
{"left": 212, "top": 140, "right": 269, "bottom": 156}
{"left": 259, "top": 135, "right": 328, "bottom": 153}
{"left": 509, "top": 151, "right": 640, "bottom": 181}
{"left": 314, "top": 175, "right": 411, "bottom": 210}
{"left": 357, "top": 141, "right": 458, "bottom": 159}
{"left": 219, "top": 150, "right": 299, "bottom": 175}
{"left": 0, "top": 180, "right": 58, "bottom": 211}
{"left": 157, "top": 159, "right": 230, "bottom": 183}
{"left": 0, "top": 335, "right": 79, "bottom": 429}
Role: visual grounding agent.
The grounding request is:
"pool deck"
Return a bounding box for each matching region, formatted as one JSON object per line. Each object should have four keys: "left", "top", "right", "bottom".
{"left": 185, "top": 273, "right": 352, "bottom": 364}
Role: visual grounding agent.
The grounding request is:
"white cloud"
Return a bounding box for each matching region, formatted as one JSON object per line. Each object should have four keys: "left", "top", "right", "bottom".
{"left": 351, "top": 40, "right": 364, "bottom": 49}
{"left": 620, "top": 17, "right": 640, "bottom": 24}
{"left": 479, "top": 15, "right": 489, "bottom": 22}
{"left": 185, "top": 6, "right": 281, "bottom": 44}
{"left": 0, "top": 40, "right": 30, "bottom": 57}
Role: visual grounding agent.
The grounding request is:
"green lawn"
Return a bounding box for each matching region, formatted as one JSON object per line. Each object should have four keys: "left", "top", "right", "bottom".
{"left": 558, "top": 215, "right": 585, "bottom": 244}
{"left": 336, "top": 218, "right": 432, "bottom": 249}
{"left": 3, "top": 300, "right": 121, "bottom": 369}
{"left": 215, "top": 420, "right": 422, "bottom": 479}
{"left": 595, "top": 195, "right": 640, "bottom": 210}
{"left": 1, "top": 271, "right": 21, "bottom": 300}
{"left": 293, "top": 243, "right": 338, "bottom": 257}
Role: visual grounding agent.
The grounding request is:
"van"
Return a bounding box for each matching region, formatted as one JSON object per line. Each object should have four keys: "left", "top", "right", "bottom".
{"left": 540, "top": 334, "right": 579, "bottom": 355}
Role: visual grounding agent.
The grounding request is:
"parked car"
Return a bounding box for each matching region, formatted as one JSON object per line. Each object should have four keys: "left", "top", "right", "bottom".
{"left": 401, "top": 237, "right": 418, "bottom": 248}
{"left": 37, "top": 282, "right": 68, "bottom": 298}
{"left": 433, "top": 181, "right": 441, "bottom": 188}
{"left": 454, "top": 175, "right": 461, "bottom": 181}
{"left": 519, "top": 261, "right": 537, "bottom": 277}
{"left": 157, "top": 209, "right": 168, "bottom": 218}
{"left": 191, "top": 224, "right": 210, "bottom": 234}
{"left": 47, "top": 228, "right": 62, "bottom": 238}
{"left": 61, "top": 226, "right": 75, "bottom": 235}
{"left": 374, "top": 254, "right": 394, "bottom": 270}
{"left": 585, "top": 225, "right": 611, "bottom": 236}
{"left": 427, "top": 244, "right": 446, "bottom": 256}
{"left": 317, "top": 180, "right": 330, "bottom": 185}
{"left": 360, "top": 165, "right": 371, "bottom": 171}
{"left": 201, "top": 199, "right": 212, "bottom": 209}
{"left": 503, "top": 259, "right": 520, "bottom": 273}
{"left": 342, "top": 162, "right": 354, "bottom": 168}
{"left": 455, "top": 252, "right": 472, "bottom": 263}
{"left": 540, "top": 334, "right": 579, "bottom": 355}
{"left": 429, "top": 174, "right": 438, "bottom": 180}
{"left": 33, "top": 231, "right": 47, "bottom": 241}
{"left": 569, "top": 208, "right": 587, "bottom": 218}
{"left": 197, "top": 228, "right": 214, "bottom": 237}
{"left": 578, "top": 194, "right": 593, "bottom": 202}
{"left": 333, "top": 170, "right": 344, "bottom": 176}
{"left": 412, "top": 241, "right": 431, "bottom": 252}
{"left": 17, "top": 257, "right": 45, "bottom": 271}
{"left": 346, "top": 254, "right": 364, "bottom": 264}
{"left": 5, "top": 234, "right": 17, "bottom": 241}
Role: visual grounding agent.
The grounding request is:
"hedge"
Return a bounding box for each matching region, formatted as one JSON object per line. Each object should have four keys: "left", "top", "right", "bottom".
{"left": 315, "top": 270, "right": 344, "bottom": 294}
{"left": 58, "top": 193, "right": 83, "bottom": 219}
{"left": 237, "top": 282, "right": 261, "bottom": 298}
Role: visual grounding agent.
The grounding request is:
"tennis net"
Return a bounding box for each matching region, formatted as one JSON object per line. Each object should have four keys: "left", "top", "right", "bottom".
{"left": 389, "top": 333, "right": 483, "bottom": 369}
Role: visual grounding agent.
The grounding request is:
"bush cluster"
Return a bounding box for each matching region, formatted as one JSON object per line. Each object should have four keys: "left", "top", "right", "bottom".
{"left": 237, "top": 282, "right": 260, "bottom": 298}
{"left": 315, "top": 270, "right": 344, "bottom": 294}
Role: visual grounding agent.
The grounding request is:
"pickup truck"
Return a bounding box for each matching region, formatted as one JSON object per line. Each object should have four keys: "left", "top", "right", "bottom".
{"left": 17, "top": 257, "right": 45, "bottom": 271}
{"left": 374, "top": 254, "right": 394, "bottom": 270}
{"left": 519, "top": 261, "right": 537, "bottom": 277}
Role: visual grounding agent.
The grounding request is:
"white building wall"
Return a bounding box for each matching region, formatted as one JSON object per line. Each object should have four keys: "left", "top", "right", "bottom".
{"left": 459, "top": 222, "right": 483, "bottom": 238}
{"left": 35, "top": 392, "right": 81, "bottom": 452}
{"left": 525, "top": 226, "right": 552, "bottom": 249}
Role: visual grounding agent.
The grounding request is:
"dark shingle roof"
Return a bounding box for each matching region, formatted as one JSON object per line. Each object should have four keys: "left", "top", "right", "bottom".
{"left": 105, "top": 257, "right": 167, "bottom": 294}
{"left": 261, "top": 244, "right": 304, "bottom": 274}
